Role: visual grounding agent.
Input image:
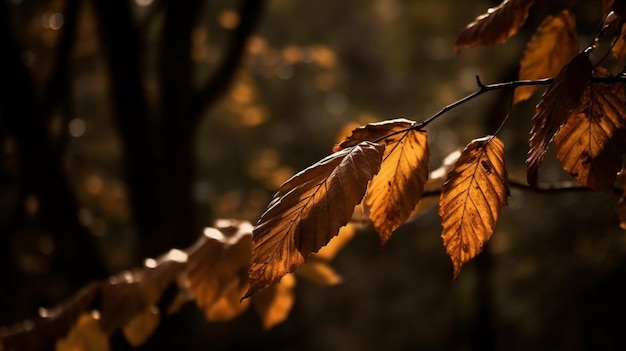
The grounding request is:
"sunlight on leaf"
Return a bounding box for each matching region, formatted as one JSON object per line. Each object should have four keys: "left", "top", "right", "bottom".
{"left": 514, "top": 10, "right": 578, "bottom": 103}
{"left": 184, "top": 222, "right": 253, "bottom": 318}
{"left": 554, "top": 67, "right": 626, "bottom": 191}
{"left": 56, "top": 313, "right": 109, "bottom": 351}
{"left": 439, "top": 136, "right": 509, "bottom": 278}
{"left": 335, "top": 119, "right": 429, "bottom": 244}
{"left": 252, "top": 274, "right": 296, "bottom": 329}
{"left": 245, "top": 141, "right": 384, "bottom": 298}
{"left": 526, "top": 52, "right": 593, "bottom": 186}
{"left": 455, "top": 0, "right": 536, "bottom": 52}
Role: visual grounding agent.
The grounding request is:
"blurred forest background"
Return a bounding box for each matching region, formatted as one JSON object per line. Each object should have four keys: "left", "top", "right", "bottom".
{"left": 2, "top": 0, "right": 626, "bottom": 350}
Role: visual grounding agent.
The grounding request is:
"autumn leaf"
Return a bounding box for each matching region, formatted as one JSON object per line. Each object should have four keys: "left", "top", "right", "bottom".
{"left": 252, "top": 274, "right": 296, "bottom": 329}
{"left": 334, "top": 119, "right": 429, "bottom": 244}
{"left": 245, "top": 141, "right": 384, "bottom": 298}
{"left": 526, "top": 51, "right": 593, "bottom": 186}
{"left": 612, "top": 22, "right": 626, "bottom": 58}
{"left": 99, "top": 249, "right": 187, "bottom": 334}
{"left": 554, "top": 67, "right": 626, "bottom": 191}
{"left": 514, "top": 10, "right": 579, "bottom": 103}
{"left": 439, "top": 136, "right": 509, "bottom": 278}
{"left": 455, "top": 0, "right": 536, "bottom": 52}
{"left": 184, "top": 221, "right": 253, "bottom": 318}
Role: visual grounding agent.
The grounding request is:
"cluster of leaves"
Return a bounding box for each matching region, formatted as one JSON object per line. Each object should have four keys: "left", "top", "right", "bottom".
{"left": 0, "top": 219, "right": 354, "bottom": 350}
{"left": 243, "top": 0, "right": 626, "bottom": 298}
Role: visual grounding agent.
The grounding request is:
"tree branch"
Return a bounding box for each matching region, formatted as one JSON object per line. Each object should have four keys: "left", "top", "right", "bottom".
{"left": 188, "top": 0, "right": 266, "bottom": 122}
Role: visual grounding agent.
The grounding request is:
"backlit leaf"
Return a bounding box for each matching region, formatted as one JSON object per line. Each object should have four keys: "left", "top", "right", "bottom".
{"left": 439, "top": 136, "right": 509, "bottom": 278}
{"left": 514, "top": 10, "right": 578, "bottom": 103}
{"left": 245, "top": 141, "right": 384, "bottom": 298}
{"left": 554, "top": 67, "right": 626, "bottom": 191}
{"left": 252, "top": 274, "right": 296, "bottom": 329}
{"left": 454, "top": 0, "right": 536, "bottom": 52}
{"left": 335, "top": 119, "right": 429, "bottom": 244}
{"left": 184, "top": 222, "right": 253, "bottom": 318}
{"left": 526, "top": 52, "right": 593, "bottom": 186}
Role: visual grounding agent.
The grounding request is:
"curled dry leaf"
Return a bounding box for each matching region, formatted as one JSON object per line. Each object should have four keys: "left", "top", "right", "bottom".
{"left": 526, "top": 51, "right": 593, "bottom": 186}
{"left": 514, "top": 10, "right": 578, "bottom": 104}
{"left": 439, "top": 136, "right": 509, "bottom": 278}
{"left": 554, "top": 67, "right": 626, "bottom": 191}
{"left": 454, "top": 0, "right": 536, "bottom": 52}
{"left": 245, "top": 141, "right": 384, "bottom": 298}
{"left": 335, "top": 119, "right": 430, "bottom": 244}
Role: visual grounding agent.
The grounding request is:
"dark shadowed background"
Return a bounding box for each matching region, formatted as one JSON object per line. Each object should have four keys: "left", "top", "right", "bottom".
{"left": 1, "top": 0, "right": 626, "bottom": 350}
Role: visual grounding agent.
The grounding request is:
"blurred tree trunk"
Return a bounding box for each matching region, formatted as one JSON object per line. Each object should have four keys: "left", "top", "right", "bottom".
{"left": 0, "top": 0, "right": 105, "bottom": 323}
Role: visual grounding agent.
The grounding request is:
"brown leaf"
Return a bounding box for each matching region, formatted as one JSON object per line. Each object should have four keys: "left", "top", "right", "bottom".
{"left": 439, "top": 136, "right": 509, "bottom": 278}
{"left": 184, "top": 221, "right": 253, "bottom": 318}
{"left": 554, "top": 67, "right": 626, "bottom": 191}
{"left": 526, "top": 51, "right": 593, "bottom": 186}
{"left": 335, "top": 119, "right": 429, "bottom": 243}
{"left": 252, "top": 274, "right": 296, "bottom": 329}
{"left": 454, "top": 0, "right": 536, "bottom": 52}
{"left": 514, "top": 10, "right": 579, "bottom": 103}
{"left": 99, "top": 249, "right": 186, "bottom": 334}
{"left": 55, "top": 313, "right": 109, "bottom": 351}
{"left": 245, "top": 141, "right": 384, "bottom": 298}
{"left": 121, "top": 307, "right": 160, "bottom": 348}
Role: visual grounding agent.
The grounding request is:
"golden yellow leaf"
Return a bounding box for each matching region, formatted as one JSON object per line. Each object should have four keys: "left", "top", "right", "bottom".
{"left": 334, "top": 119, "right": 429, "bottom": 244}
{"left": 554, "top": 67, "right": 626, "bottom": 191}
{"left": 439, "top": 136, "right": 509, "bottom": 278}
{"left": 245, "top": 141, "right": 384, "bottom": 298}
{"left": 56, "top": 313, "right": 109, "bottom": 351}
{"left": 252, "top": 274, "right": 296, "bottom": 329}
{"left": 526, "top": 52, "right": 593, "bottom": 186}
{"left": 184, "top": 221, "right": 253, "bottom": 318}
{"left": 514, "top": 10, "right": 579, "bottom": 103}
{"left": 454, "top": 0, "right": 536, "bottom": 52}
{"left": 121, "top": 306, "right": 160, "bottom": 348}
